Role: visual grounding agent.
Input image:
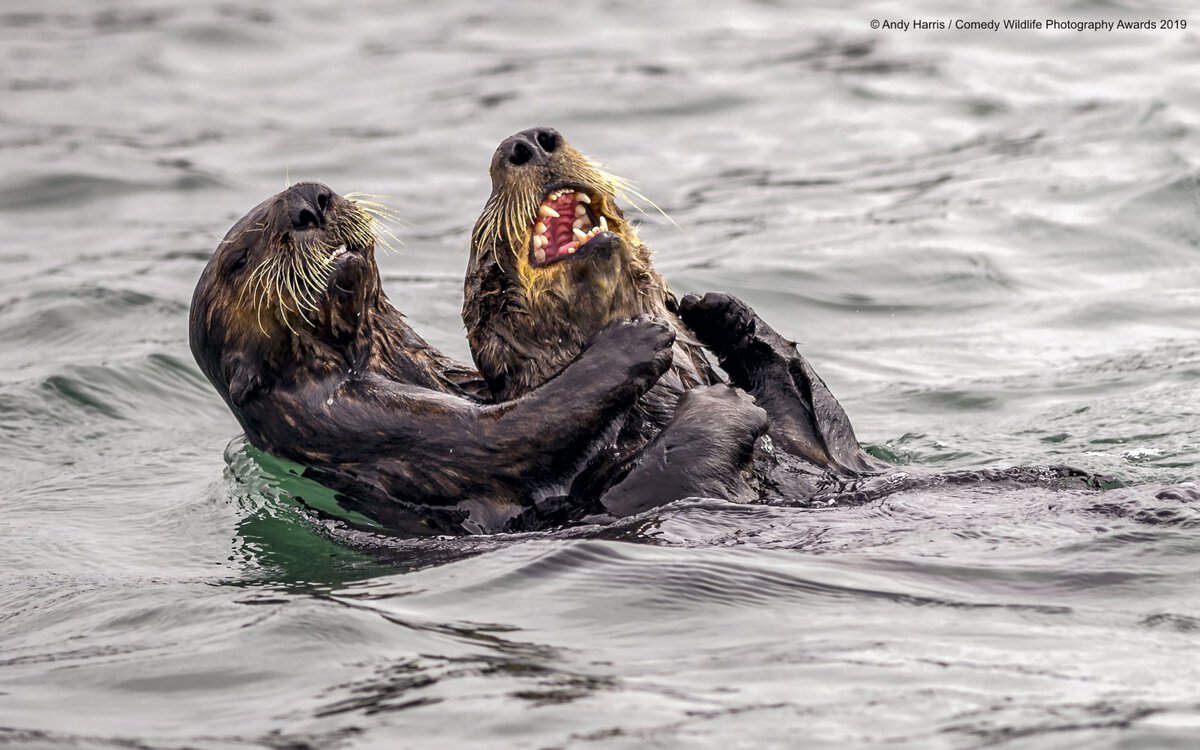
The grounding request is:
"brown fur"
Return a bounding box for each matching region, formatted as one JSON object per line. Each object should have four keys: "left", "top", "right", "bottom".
{"left": 193, "top": 188, "right": 482, "bottom": 414}
{"left": 191, "top": 182, "right": 690, "bottom": 532}
{"left": 464, "top": 129, "right": 716, "bottom": 446}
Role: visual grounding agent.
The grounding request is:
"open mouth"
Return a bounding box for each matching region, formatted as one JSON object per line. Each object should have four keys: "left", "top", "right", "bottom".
{"left": 329, "top": 239, "right": 370, "bottom": 261}
{"left": 528, "top": 186, "right": 612, "bottom": 267}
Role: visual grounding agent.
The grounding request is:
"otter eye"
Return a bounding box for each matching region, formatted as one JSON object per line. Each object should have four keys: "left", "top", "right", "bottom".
{"left": 536, "top": 130, "right": 558, "bottom": 152}
{"left": 317, "top": 193, "right": 329, "bottom": 213}
{"left": 228, "top": 248, "right": 249, "bottom": 274}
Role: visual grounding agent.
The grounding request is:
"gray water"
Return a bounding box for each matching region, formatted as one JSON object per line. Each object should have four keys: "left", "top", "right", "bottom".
{"left": 3, "top": 1, "right": 1200, "bottom": 747}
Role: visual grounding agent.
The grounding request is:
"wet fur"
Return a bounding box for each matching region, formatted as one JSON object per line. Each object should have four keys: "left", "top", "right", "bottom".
{"left": 190, "top": 183, "right": 681, "bottom": 534}
{"left": 463, "top": 129, "right": 876, "bottom": 496}
{"left": 464, "top": 130, "right": 717, "bottom": 449}
{"left": 461, "top": 131, "right": 1114, "bottom": 516}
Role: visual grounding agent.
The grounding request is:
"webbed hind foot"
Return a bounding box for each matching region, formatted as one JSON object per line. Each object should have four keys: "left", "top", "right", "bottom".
{"left": 679, "top": 292, "right": 882, "bottom": 476}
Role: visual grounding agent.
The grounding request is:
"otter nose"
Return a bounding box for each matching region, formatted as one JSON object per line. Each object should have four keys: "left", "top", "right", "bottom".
{"left": 500, "top": 127, "right": 561, "bottom": 168}
{"left": 286, "top": 182, "right": 333, "bottom": 230}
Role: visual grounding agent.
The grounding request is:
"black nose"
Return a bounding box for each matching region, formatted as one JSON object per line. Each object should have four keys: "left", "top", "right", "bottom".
{"left": 286, "top": 182, "right": 333, "bottom": 230}
{"left": 499, "top": 127, "right": 561, "bottom": 168}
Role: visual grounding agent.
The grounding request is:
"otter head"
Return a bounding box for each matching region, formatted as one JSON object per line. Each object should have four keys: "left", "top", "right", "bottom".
{"left": 465, "top": 129, "right": 682, "bottom": 403}
{"left": 471, "top": 127, "right": 658, "bottom": 303}
{"left": 189, "top": 182, "right": 385, "bottom": 410}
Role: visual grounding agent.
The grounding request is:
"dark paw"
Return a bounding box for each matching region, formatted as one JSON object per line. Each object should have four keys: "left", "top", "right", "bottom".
{"left": 678, "top": 292, "right": 757, "bottom": 355}
{"left": 590, "top": 315, "right": 676, "bottom": 385}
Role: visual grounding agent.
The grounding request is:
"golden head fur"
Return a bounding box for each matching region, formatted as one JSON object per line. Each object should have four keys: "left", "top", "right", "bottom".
{"left": 464, "top": 129, "right": 714, "bottom": 413}
{"left": 469, "top": 131, "right": 668, "bottom": 306}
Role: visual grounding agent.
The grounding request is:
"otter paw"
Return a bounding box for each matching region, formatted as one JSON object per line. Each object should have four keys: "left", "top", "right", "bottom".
{"left": 678, "top": 292, "right": 757, "bottom": 354}
{"left": 590, "top": 315, "right": 676, "bottom": 385}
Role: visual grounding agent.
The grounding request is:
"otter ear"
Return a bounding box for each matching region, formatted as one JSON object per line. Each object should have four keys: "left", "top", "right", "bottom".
{"left": 224, "top": 353, "right": 264, "bottom": 408}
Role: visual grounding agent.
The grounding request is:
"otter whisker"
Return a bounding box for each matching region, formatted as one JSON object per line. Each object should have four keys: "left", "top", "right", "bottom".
{"left": 365, "top": 220, "right": 401, "bottom": 256}
{"left": 354, "top": 210, "right": 403, "bottom": 234}
{"left": 344, "top": 193, "right": 407, "bottom": 219}
{"left": 340, "top": 202, "right": 390, "bottom": 252}
{"left": 474, "top": 182, "right": 544, "bottom": 265}
{"left": 254, "top": 279, "right": 269, "bottom": 334}
{"left": 282, "top": 264, "right": 317, "bottom": 328}
{"left": 262, "top": 257, "right": 300, "bottom": 335}
{"left": 246, "top": 254, "right": 282, "bottom": 314}
{"left": 291, "top": 241, "right": 331, "bottom": 317}
{"left": 244, "top": 255, "right": 274, "bottom": 334}
{"left": 237, "top": 224, "right": 354, "bottom": 336}
{"left": 290, "top": 268, "right": 319, "bottom": 313}
{"left": 373, "top": 229, "right": 401, "bottom": 255}
{"left": 238, "top": 260, "right": 265, "bottom": 309}
{"left": 345, "top": 193, "right": 408, "bottom": 252}
{"left": 612, "top": 182, "right": 678, "bottom": 230}
{"left": 348, "top": 199, "right": 406, "bottom": 223}
{"left": 278, "top": 301, "right": 299, "bottom": 335}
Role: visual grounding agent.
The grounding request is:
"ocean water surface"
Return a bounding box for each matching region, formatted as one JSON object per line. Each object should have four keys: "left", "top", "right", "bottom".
{"left": 3, "top": 1, "right": 1200, "bottom": 747}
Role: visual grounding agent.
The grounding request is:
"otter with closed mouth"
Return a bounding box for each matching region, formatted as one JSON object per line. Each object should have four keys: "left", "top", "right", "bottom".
{"left": 190, "top": 182, "right": 768, "bottom": 533}
{"left": 464, "top": 129, "right": 1107, "bottom": 511}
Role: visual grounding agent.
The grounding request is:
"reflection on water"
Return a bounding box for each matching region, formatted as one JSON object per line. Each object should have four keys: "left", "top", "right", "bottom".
{"left": 3, "top": 0, "right": 1200, "bottom": 747}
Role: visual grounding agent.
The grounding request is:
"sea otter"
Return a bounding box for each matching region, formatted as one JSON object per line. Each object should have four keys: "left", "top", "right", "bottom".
{"left": 464, "top": 128, "right": 881, "bottom": 487}
{"left": 191, "top": 182, "right": 767, "bottom": 534}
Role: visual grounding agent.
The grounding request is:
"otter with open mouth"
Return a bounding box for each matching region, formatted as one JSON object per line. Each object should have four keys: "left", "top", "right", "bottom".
{"left": 464, "top": 129, "right": 1116, "bottom": 513}
{"left": 464, "top": 128, "right": 882, "bottom": 505}
{"left": 465, "top": 128, "right": 718, "bottom": 445}
{"left": 191, "top": 182, "right": 770, "bottom": 533}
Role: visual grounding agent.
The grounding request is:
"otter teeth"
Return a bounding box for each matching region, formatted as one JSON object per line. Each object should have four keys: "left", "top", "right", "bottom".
{"left": 568, "top": 226, "right": 604, "bottom": 248}
{"left": 531, "top": 189, "right": 607, "bottom": 264}
{"left": 331, "top": 244, "right": 348, "bottom": 258}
